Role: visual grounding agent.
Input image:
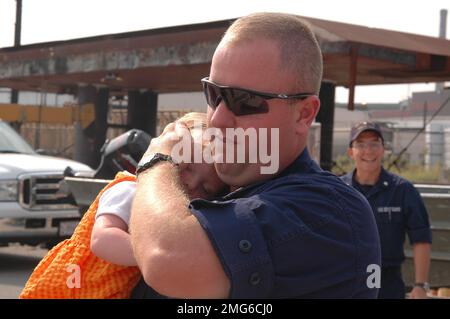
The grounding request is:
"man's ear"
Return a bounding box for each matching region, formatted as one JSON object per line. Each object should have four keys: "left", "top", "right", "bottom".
{"left": 295, "top": 96, "right": 320, "bottom": 135}
{"left": 347, "top": 147, "right": 354, "bottom": 159}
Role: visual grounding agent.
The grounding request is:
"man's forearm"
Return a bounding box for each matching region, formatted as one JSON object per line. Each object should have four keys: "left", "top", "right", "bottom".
{"left": 413, "top": 242, "right": 431, "bottom": 283}
{"left": 130, "top": 162, "right": 191, "bottom": 267}
{"left": 129, "top": 162, "right": 229, "bottom": 298}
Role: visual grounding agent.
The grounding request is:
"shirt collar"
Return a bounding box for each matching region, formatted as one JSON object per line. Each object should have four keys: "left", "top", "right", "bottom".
{"left": 350, "top": 166, "right": 391, "bottom": 196}
{"left": 377, "top": 167, "right": 391, "bottom": 189}
{"left": 279, "top": 148, "right": 322, "bottom": 177}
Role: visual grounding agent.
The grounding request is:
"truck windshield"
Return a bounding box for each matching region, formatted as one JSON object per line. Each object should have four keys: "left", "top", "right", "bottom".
{"left": 0, "top": 121, "right": 36, "bottom": 154}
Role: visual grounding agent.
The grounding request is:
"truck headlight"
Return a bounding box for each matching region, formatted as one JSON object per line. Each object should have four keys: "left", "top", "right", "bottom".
{"left": 0, "top": 180, "right": 18, "bottom": 201}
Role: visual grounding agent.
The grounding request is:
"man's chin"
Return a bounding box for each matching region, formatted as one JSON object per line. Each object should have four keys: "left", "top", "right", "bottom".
{"left": 358, "top": 160, "right": 381, "bottom": 170}
{"left": 215, "top": 162, "right": 241, "bottom": 177}
{"left": 215, "top": 162, "right": 249, "bottom": 186}
{"left": 214, "top": 162, "right": 270, "bottom": 189}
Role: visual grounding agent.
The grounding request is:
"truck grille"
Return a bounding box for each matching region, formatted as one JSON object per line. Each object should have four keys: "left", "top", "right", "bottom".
{"left": 19, "top": 174, "right": 77, "bottom": 210}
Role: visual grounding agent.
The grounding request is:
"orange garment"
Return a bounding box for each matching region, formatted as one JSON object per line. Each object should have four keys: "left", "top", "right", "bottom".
{"left": 20, "top": 172, "right": 141, "bottom": 299}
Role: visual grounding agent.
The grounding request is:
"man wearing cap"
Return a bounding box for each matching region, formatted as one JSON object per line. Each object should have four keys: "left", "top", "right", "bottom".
{"left": 341, "top": 121, "right": 432, "bottom": 299}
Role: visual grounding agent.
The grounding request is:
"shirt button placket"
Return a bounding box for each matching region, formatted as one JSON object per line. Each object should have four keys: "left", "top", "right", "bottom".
{"left": 238, "top": 240, "right": 261, "bottom": 287}
{"left": 249, "top": 272, "right": 261, "bottom": 286}
{"left": 238, "top": 239, "right": 252, "bottom": 253}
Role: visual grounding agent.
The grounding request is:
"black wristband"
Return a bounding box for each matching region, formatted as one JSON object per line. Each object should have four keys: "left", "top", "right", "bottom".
{"left": 136, "top": 153, "right": 177, "bottom": 176}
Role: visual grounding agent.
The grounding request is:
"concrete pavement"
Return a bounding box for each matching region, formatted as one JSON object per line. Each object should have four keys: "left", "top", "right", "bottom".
{"left": 0, "top": 244, "right": 47, "bottom": 299}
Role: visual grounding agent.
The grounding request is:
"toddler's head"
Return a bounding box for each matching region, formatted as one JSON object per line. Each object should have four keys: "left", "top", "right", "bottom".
{"left": 176, "top": 112, "right": 227, "bottom": 199}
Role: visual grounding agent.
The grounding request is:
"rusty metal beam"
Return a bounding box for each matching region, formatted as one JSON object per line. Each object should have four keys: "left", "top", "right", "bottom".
{"left": 0, "top": 16, "right": 450, "bottom": 94}
{"left": 357, "top": 44, "right": 416, "bottom": 67}
{"left": 0, "top": 41, "right": 218, "bottom": 79}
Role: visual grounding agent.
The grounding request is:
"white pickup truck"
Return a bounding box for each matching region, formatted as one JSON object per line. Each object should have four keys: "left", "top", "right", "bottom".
{"left": 0, "top": 120, "right": 93, "bottom": 248}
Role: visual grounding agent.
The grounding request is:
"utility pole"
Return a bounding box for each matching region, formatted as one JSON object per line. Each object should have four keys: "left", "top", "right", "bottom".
{"left": 10, "top": 0, "right": 22, "bottom": 104}
{"left": 435, "top": 9, "right": 447, "bottom": 93}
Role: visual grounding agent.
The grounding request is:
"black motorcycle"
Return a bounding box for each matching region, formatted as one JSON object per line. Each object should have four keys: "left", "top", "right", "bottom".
{"left": 63, "top": 129, "right": 151, "bottom": 214}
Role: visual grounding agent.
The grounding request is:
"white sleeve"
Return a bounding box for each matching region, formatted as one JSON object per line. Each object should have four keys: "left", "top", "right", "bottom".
{"left": 96, "top": 181, "right": 137, "bottom": 226}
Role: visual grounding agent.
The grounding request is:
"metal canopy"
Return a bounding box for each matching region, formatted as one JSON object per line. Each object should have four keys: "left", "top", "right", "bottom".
{"left": 0, "top": 16, "right": 449, "bottom": 94}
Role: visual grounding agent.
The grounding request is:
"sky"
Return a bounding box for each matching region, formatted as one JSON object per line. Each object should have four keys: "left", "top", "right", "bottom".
{"left": 0, "top": 0, "right": 449, "bottom": 103}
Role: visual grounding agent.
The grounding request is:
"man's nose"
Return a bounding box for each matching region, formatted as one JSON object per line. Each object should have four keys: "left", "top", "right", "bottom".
{"left": 209, "top": 100, "right": 236, "bottom": 129}
{"left": 361, "top": 145, "right": 375, "bottom": 154}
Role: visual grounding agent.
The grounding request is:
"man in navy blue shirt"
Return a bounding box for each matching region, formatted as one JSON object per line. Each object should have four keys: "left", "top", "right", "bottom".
{"left": 129, "top": 13, "right": 381, "bottom": 298}
{"left": 341, "top": 122, "right": 432, "bottom": 299}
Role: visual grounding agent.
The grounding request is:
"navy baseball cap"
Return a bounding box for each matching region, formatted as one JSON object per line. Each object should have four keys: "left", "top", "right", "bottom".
{"left": 349, "top": 122, "right": 384, "bottom": 146}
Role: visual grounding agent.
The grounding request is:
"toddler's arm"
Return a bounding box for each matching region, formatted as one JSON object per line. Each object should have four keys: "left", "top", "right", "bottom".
{"left": 91, "top": 213, "right": 137, "bottom": 266}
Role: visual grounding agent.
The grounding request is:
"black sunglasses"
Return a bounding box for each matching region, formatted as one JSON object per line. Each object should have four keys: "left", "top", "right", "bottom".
{"left": 201, "top": 77, "right": 314, "bottom": 116}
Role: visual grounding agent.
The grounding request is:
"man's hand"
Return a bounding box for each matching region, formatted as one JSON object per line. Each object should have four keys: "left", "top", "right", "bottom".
{"left": 142, "top": 121, "right": 190, "bottom": 159}
{"left": 409, "top": 286, "right": 428, "bottom": 299}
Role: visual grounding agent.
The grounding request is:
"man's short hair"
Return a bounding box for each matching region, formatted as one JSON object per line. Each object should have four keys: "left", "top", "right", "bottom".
{"left": 221, "top": 12, "right": 323, "bottom": 95}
